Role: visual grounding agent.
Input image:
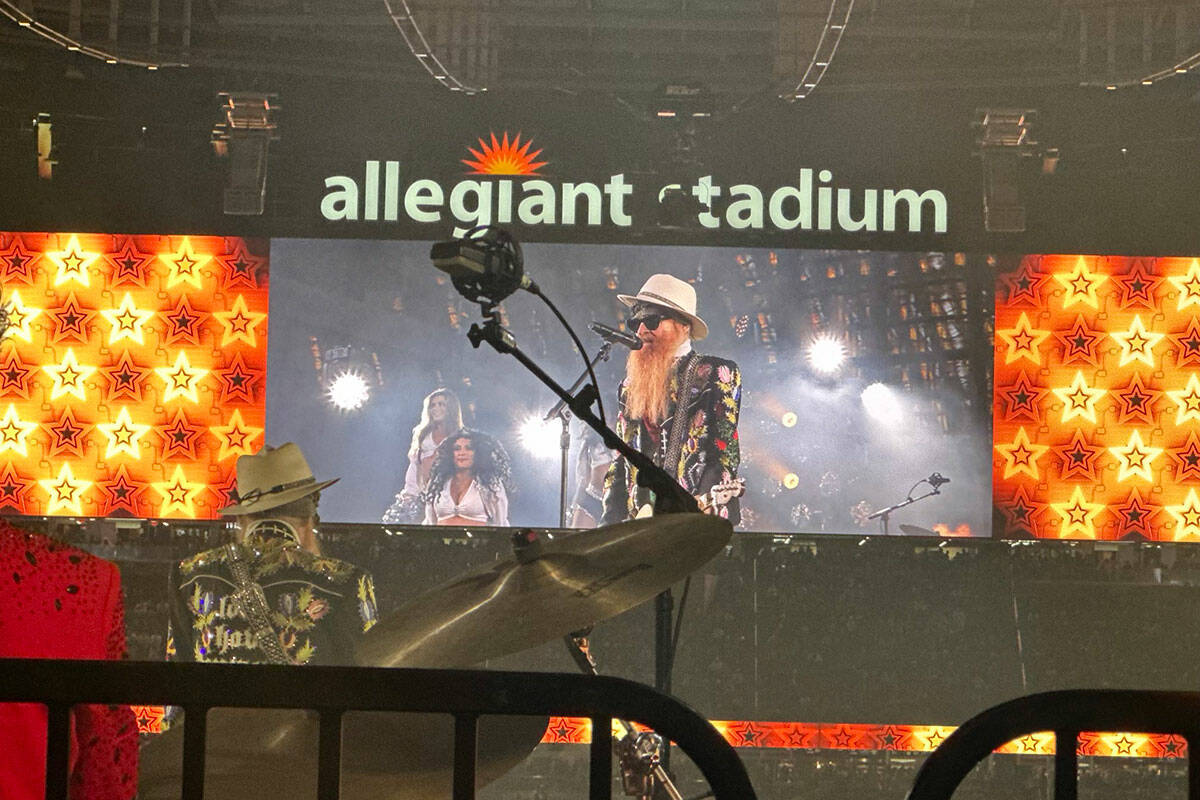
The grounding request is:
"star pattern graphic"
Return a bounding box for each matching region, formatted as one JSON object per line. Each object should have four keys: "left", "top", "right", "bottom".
{"left": 154, "top": 351, "right": 208, "bottom": 404}
{"left": 1170, "top": 430, "right": 1200, "bottom": 483}
{"left": 0, "top": 240, "right": 36, "bottom": 283}
{"left": 37, "top": 462, "right": 91, "bottom": 515}
{"left": 0, "top": 462, "right": 31, "bottom": 510}
{"left": 1111, "top": 314, "right": 1165, "bottom": 367}
{"left": 150, "top": 465, "right": 205, "bottom": 517}
{"left": 214, "top": 352, "right": 259, "bottom": 404}
{"left": 1168, "top": 258, "right": 1200, "bottom": 311}
{"left": 1166, "top": 487, "right": 1200, "bottom": 539}
{"left": 1049, "top": 485, "right": 1106, "bottom": 538}
{"left": 43, "top": 348, "right": 97, "bottom": 402}
{"left": 45, "top": 234, "right": 101, "bottom": 288}
{"left": 99, "top": 292, "right": 155, "bottom": 345}
{"left": 159, "top": 409, "right": 205, "bottom": 461}
{"left": 996, "top": 426, "right": 1050, "bottom": 481}
{"left": 0, "top": 404, "right": 39, "bottom": 457}
{"left": 0, "top": 353, "right": 34, "bottom": 399}
{"left": 162, "top": 295, "right": 206, "bottom": 345}
{"left": 209, "top": 409, "right": 263, "bottom": 461}
{"left": 2, "top": 290, "right": 43, "bottom": 343}
{"left": 46, "top": 292, "right": 94, "bottom": 345}
{"left": 1109, "top": 429, "right": 1163, "bottom": 483}
{"left": 1172, "top": 317, "right": 1200, "bottom": 367}
{"left": 1004, "top": 260, "right": 1051, "bottom": 306}
{"left": 1111, "top": 371, "right": 1160, "bottom": 426}
{"left": 1114, "top": 488, "right": 1157, "bottom": 538}
{"left": 1002, "top": 485, "right": 1039, "bottom": 533}
{"left": 996, "top": 312, "right": 1052, "bottom": 366}
{"left": 1057, "top": 429, "right": 1103, "bottom": 483}
{"left": 96, "top": 406, "right": 153, "bottom": 459}
{"left": 218, "top": 244, "right": 262, "bottom": 289}
{"left": 96, "top": 465, "right": 144, "bottom": 516}
{"left": 106, "top": 242, "right": 153, "bottom": 287}
{"left": 997, "top": 370, "right": 1044, "bottom": 421}
{"left": 1050, "top": 370, "right": 1106, "bottom": 424}
{"left": 159, "top": 238, "right": 213, "bottom": 290}
{"left": 1111, "top": 260, "right": 1160, "bottom": 309}
{"left": 1054, "top": 314, "right": 1105, "bottom": 367}
{"left": 1053, "top": 257, "right": 1107, "bottom": 309}
{"left": 213, "top": 294, "right": 267, "bottom": 348}
{"left": 104, "top": 350, "right": 148, "bottom": 403}
{"left": 1166, "top": 373, "right": 1200, "bottom": 426}
{"left": 47, "top": 407, "right": 87, "bottom": 458}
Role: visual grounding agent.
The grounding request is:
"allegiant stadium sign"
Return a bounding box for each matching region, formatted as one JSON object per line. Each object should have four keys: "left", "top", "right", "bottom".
{"left": 318, "top": 133, "right": 948, "bottom": 237}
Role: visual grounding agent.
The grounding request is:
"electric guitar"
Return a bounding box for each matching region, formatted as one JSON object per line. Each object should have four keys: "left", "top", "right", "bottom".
{"left": 636, "top": 478, "right": 746, "bottom": 519}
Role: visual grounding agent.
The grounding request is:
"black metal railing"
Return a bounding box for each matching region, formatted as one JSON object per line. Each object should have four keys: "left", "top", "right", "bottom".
{"left": 0, "top": 658, "right": 755, "bottom": 800}
{"left": 907, "top": 689, "right": 1200, "bottom": 800}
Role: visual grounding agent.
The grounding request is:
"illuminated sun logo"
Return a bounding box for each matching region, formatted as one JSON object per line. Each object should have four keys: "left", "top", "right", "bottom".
{"left": 462, "top": 132, "right": 547, "bottom": 175}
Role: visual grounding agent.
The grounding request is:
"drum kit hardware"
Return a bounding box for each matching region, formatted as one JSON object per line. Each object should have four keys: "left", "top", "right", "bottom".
{"left": 140, "top": 512, "right": 733, "bottom": 800}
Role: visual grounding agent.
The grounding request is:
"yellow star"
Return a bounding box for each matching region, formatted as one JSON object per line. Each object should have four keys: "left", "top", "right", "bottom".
{"left": 98, "top": 292, "right": 155, "bottom": 345}
{"left": 209, "top": 409, "right": 264, "bottom": 461}
{"left": 158, "top": 238, "right": 213, "bottom": 290}
{"left": 996, "top": 312, "right": 1052, "bottom": 366}
{"left": 212, "top": 294, "right": 267, "bottom": 348}
{"left": 150, "top": 464, "right": 205, "bottom": 517}
{"left": 1165, "top": 373, "right": 1200, "bottom": 426}
{"left": 1049, "top": 485, "right": 1105, "bottom": 539}
{"left": 1167, "top": 488, "right": 1200, "bottom": 540}
{"left": 995, "top": 426, "right": 1050, "bottom": 480}
{"left": 1050, "top": 370, "right": 1107, "bottom": 424}
{"left": 95, "top": 406, "right": 152, "bottom": 460}
{"left": 1110, "top": 314, "right": 1164, "bottom": 367}
{"left": 42, "top": 348, "right": 97, "bottom": 402}
{"left": 2, "top": 290, "right": 43, "bottom": 343}
{"left": 0, "top": 404, "right": 38, "bottom": 457}
{"left": 44, "top": 234, "right": 101, "bottom": 288}
{"left": 1053, "top": 256, "right": 1107, "bottom": 309}
{"left": 154, "top": 351, "right": 208, "bottom": 404}
{"left": 1167, "top": 258, "right": 1200, "bottom": 311}
{"left": 1109, "top": 429, "right": 1163, "bottom": 483}
{"left": 37, "top": 462, "right": 91, "bottom": 515}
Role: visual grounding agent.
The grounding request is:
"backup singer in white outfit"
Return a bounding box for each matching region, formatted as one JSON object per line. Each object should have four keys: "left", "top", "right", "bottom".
{"left": 422, "top": 429, "right": 511, "bottom": 526}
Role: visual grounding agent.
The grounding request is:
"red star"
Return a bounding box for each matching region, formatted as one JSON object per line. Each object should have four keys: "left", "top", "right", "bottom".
{"left": 1171, "top": 318, "right": 1200, "bottom": 368}
{"left": 1112, "top": 371, "right": 1161, "bottom": 426}
{"left": 1004, "top": 260, "right": 1050, "bottom": 306}
{"left": 47, "top": 407, "right": 87, "bottom": 458}
{"left": 104, "top": 350, "right": 148, "bottom": 403}
{"left": 97, "top": 465, "right": 145, "bottom": 517}
{"left": 997, "top": 371, "right": 1045, "bottom": 422}
{"left": 1111, "top": 259, "right": 1160, "bottom": 309}
{"left": 1057, "top": 429, "right": 1103, "bottom": 483}
{"left": 163, "top": 295, "right": 206, "bottom": 345}
{"left": 1054, "top": 315, "right": 1104, "bottom": 367}
{"left": 0, "top": 462, "right": 32, "bottom": 512}
{"left": 46, "top": 292, "right": 94, "bottom": 344}
{"left": 217, "top": 244, "right": 263, "bottom": 289}
{"left": 0, "top": 353, "right": 34, "bottom": 399}
{"left": 158, "top": 409, "right": 204, "bottom": 461}
{"left": 0, "top": 240, "right": 36, "bottom": 283}
{"left": 214, "top": 352, "right": 259, "bottom": 404}
{"left": 209, "top": 470, "right": 239, "bottom": 511}
{"left": 1114, "top": 488, "right": 1158, "bottom": 538}
{"left": 1170, "top": 430, "right": 1200, "bottom": 483}
{"left": 783, "top": 724, "right": 815, "bottom": 748}
{"left": 107, "top": 242, "right": 153, "bottom": 287}
{"left": 1002, "top": 485, "right": 1040, "bottom": 535}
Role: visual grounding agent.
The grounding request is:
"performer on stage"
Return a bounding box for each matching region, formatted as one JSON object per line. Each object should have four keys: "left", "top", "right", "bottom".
{"left": 570, "top": 426, "right": 614, "bottom": 528}
{"left": 383, "top": 387, "right": 464, "bottom": 523}
{"left": 0, "top": 521, "right": 138, "bottom": 800}
{"left": 422, "top": 429, "right": 512, "bottom": 527}
{"left": 167, "top": 443, "right": 378, "bottom": 666}
{"left": 602, "top": 274, "right": 742, "bottom": 524}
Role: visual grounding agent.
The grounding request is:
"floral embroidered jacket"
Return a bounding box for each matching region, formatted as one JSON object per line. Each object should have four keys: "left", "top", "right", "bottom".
{"left": 166, "top": 528, "right": 378, "bottom": 666}
{"left": 602, "top": 353, "right": 742, "bottom": 525}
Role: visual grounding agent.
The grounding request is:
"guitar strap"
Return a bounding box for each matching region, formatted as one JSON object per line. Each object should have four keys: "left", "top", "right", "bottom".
{"left": 662, "top": 353, "right": 701, "bottom": 490}
{"left": 225, "top": 543, "right": 295, "bottom": 665}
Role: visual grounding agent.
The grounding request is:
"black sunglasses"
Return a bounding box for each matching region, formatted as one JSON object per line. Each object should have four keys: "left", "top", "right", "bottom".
{"left": 628, "top": 312, "right": 677, "bottom": 331}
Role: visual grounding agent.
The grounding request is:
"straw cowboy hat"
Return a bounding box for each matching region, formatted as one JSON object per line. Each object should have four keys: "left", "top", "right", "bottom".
{"left": 617, "top": 273, "right": 709, "bottom": 340}
{"left": 218, "top": 443, "right": 339, "bottom": 516}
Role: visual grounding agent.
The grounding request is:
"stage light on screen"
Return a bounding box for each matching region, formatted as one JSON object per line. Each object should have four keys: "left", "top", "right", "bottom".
{"left": 781, "top": 411, "right": 798, "bottom": 428}
{"left": 518, "top": 415, "right": 560, "bottom": 459}
{"left": 782, "top": 473, "right": 800, "bottom": 490}
{"left": 326, "top": 370, "right": 370, "bottom": 411}
{"left": 861, "top": 382, "right": 902, "bottom": 424}
{"left": 807, "top": 335, "right": 846, "bottom": 374}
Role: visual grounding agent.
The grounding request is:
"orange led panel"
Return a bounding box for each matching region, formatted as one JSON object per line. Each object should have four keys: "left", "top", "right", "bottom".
{"left": 0, "top": 232, "right": 268, "bottom": 519}
{"left": 995, "top": 255, "right": 1200, "bottom": 540}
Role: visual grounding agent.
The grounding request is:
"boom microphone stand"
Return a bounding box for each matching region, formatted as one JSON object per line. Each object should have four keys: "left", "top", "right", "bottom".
{"left": 543, "top": 342, "right": 614, "bottom": 527}
{"left": 866, "top": 473, "right": 949, "bottom": 535}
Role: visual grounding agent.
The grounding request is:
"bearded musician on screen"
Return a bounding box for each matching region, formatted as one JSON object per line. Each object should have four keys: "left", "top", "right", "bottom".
{"left": 601, "top": 274, "right": 743, "bottom": 525}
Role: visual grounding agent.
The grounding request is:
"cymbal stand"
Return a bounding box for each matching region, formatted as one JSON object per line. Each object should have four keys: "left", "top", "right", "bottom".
{"left": 865, "top": 477, "right": 942, "bottom": 535}
{"left": 543, "top": 341, "right": 614, "bottom": 527}
{"left": 564, "top": 635, "right": 684, "bottom": 800}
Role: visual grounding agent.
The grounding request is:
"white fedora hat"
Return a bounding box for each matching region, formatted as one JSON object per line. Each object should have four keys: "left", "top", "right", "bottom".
{"left": 617, "top": 274, "right": 708, "bottom": 340}
{"left": 218, "top": 443, "right": 339, "bottom": 516}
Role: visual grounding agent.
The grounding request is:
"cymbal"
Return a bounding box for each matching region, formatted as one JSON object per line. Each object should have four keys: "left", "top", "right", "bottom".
{"left": 138, "top": 708, "right": 548, "bottom": 800}
{"left": 356, "top": 512, "right": 733, "bottom": 669}
{"left": 899, "top": 524, "right": 938, "bottom": 536}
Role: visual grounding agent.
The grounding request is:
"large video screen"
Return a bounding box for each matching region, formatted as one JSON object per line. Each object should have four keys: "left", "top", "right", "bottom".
{"left": 266, "top": 239, "right": 995, "bottom": 534}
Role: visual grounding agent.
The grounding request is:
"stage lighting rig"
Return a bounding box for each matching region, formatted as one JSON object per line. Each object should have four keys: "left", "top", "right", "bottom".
{"left": 972, "top": 108, "right": 1048, "bottom": 233}
{"left": 212, "top": 93, "right": 279, "bottom": 216}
